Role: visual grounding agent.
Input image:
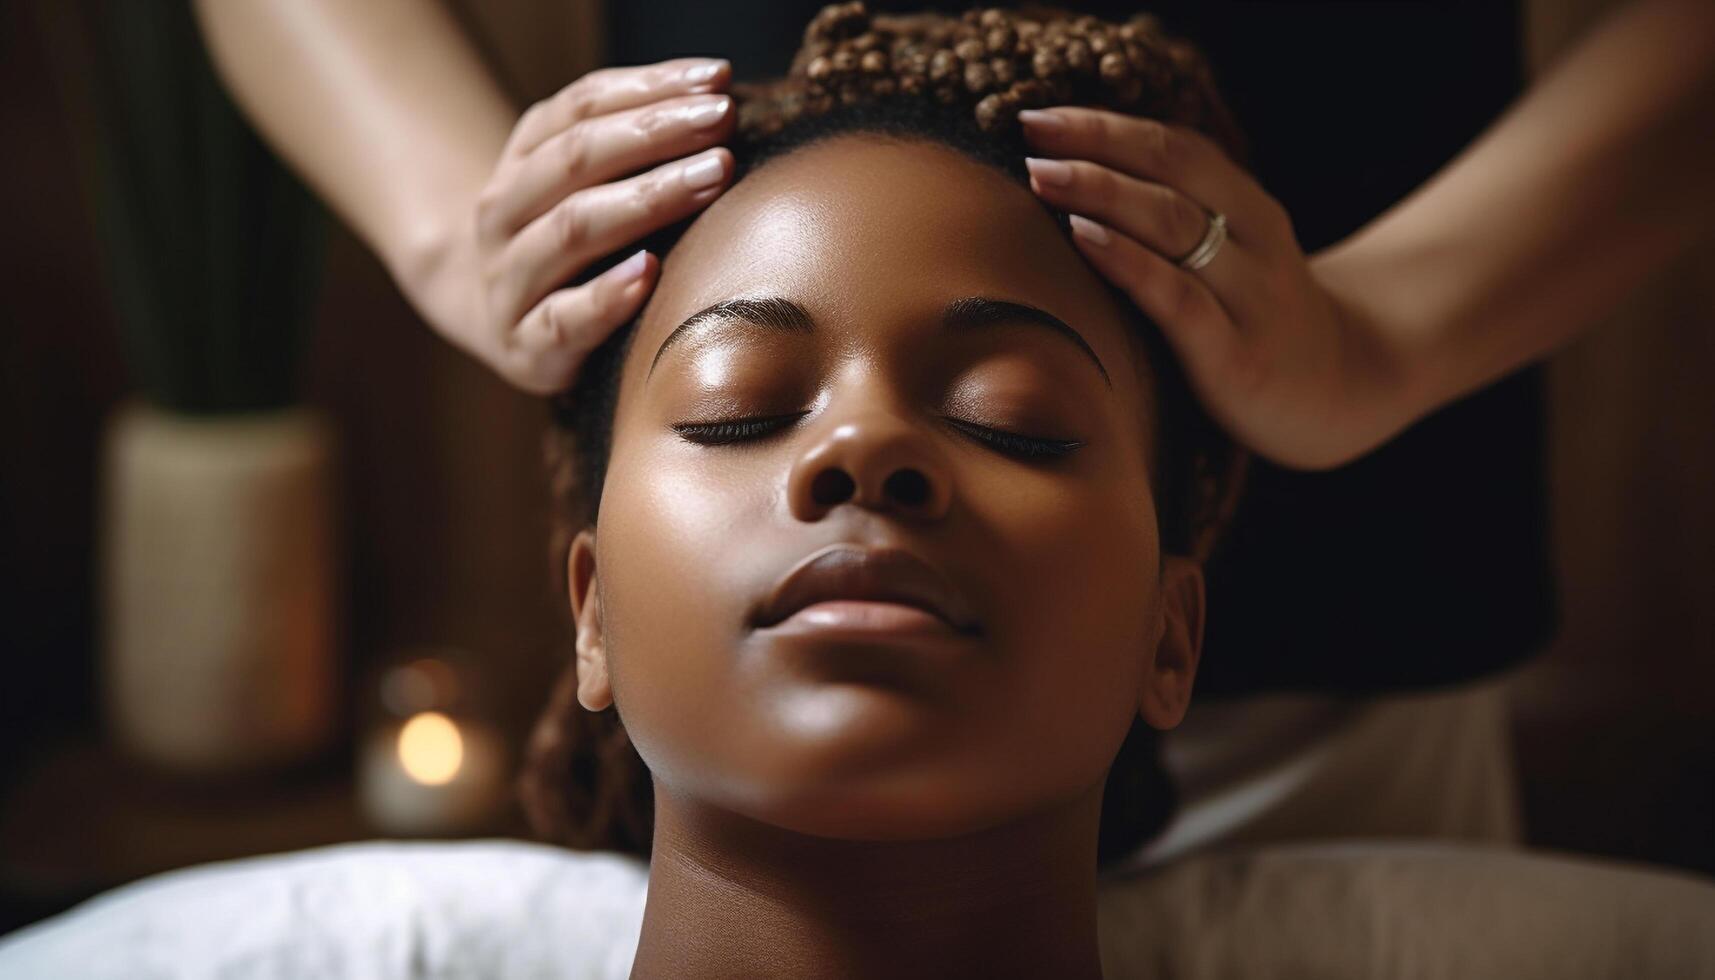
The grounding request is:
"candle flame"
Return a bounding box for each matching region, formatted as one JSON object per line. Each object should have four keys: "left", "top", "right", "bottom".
{"left": 397, "top": 711, "right": 464, "bottom": 785}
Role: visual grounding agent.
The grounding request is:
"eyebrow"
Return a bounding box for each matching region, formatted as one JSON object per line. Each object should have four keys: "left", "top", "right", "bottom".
{"left": 646, "top": 295, "right": 1111, "bottom": 388}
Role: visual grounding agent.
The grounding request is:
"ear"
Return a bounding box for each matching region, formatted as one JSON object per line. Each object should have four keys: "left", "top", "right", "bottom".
{"left": 567, "top": 527, "right": 613, "bottom": 711}
{"left": 1138, "top": 555, "right": 1205, "bottom": 730}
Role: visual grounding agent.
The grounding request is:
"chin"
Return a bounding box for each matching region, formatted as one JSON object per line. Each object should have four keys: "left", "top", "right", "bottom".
{"left": 729, "top": 770, "right": 1030, "bottom": 843}
{"left": 686, "top": 709, "right": 1041, "bottom": 842}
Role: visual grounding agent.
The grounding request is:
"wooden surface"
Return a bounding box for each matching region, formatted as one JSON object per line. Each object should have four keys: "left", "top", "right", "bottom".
{"left": 0, "top": 734, "right": 533, "bottom": 935}
{"left": 1510, "top": 0, "right": 1715, "bottom": 875}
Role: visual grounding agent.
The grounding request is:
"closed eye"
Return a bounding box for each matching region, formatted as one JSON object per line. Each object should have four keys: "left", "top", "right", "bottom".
{"left": 941, "top": 417, "right": 1085, "bottom": 459}
{"left": 669, "top": 412, "right": 809, "bottom": 446}
{"left": 670, "top": 413, "right": 1084, "bottom": 459}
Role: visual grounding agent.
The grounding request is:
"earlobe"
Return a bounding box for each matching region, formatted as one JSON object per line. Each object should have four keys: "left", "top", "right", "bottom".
{"left": 567, "top": 528, "right": 613, "bottom": 711}
{"left": 1138, "top": 555, "right": 1205, "bottom": 730}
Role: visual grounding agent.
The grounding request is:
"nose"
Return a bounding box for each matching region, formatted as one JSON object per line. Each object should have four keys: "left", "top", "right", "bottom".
{"left": 786, "top": 401, "right": 953, "bottom": 524}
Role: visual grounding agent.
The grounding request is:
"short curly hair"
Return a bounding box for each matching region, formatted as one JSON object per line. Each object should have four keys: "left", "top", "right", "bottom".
{"left": 519, "top": 2, "right": 1249, "bottom": 872}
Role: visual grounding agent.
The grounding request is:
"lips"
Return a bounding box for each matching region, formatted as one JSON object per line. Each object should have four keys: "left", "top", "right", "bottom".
{"left": 754, "top": 544, "right": 980, "bottom": 636}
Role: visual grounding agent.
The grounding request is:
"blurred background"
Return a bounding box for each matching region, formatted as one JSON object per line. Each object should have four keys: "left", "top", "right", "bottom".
{"left": 2, "top": 0, "right": 1711, "bottom": 937}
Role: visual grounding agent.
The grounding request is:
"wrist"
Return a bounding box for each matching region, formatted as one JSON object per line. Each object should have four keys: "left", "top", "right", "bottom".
{"left": 1312, "top": 236, "right": 1458, "bottom": 434}
{"left": 384, "top": 205, "right": 465, "bottom": 303}
{"left": 376, "top": 201, "right": 490, "bottom": 364}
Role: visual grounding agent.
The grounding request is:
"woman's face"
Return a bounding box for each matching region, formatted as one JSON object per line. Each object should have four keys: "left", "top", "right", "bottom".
{"left": 568, "top": 135, "right": 1203, "bottom": 841}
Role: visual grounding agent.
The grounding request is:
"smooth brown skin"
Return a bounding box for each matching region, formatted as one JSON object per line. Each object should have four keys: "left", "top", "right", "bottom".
{"left": 563, "top": 136, "right": 1204, "bottom": 979}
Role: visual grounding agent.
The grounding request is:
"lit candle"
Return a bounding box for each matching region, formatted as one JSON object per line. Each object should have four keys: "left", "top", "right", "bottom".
{"left": 359, "top": 709, "right": 506, "bottom": 836}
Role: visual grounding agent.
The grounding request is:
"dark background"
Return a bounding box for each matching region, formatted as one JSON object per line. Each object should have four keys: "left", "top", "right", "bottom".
{"left": 4, "top": 0, "right": 1713, "bottom": 935}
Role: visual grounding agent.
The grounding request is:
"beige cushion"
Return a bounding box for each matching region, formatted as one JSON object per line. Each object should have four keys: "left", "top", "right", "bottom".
{"left": 1098, "top": 841, "right": 1715, "bottom": 979}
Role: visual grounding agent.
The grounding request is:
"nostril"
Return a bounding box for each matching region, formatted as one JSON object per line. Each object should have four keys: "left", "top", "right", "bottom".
{"left": 810, "top": 468, "right": 856, "bottom": 507}
{"left": 885, "top": 469, "right": 930, "bottom": 507}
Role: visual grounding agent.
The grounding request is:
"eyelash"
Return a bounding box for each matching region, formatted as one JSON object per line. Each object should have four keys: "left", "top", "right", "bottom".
{"left": 670, "top": 412, "right": 1085, "bottom": 459}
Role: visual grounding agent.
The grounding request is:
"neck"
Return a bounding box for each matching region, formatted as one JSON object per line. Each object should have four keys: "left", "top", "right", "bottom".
{"left": 628, "top": 781, "right": 1106, "bottom": 979}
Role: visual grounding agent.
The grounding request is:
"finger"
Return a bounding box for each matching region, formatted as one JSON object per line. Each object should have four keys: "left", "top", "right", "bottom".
{"left": 495, "top": 147, "right": 733, "bottom": 326}
{"left": 484, "top": 93, "right": 735, "bottom": 238}
{"left": 1064, "top": 214, "right": 1250, "bottom": 396}
{"left": 505, "top": 250, "right": 658, "bottom": 395}
{"left": 1025, "top": 157, "right": 1249, "bottom": 297}
{"left": 506, "top": 57, "right": 731, "bottom": 160}
{"left": 1018, "top": 107, "right": 1279, "bottom": 240}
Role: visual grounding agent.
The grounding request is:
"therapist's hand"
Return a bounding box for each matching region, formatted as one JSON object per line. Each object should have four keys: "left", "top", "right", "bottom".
{"left": 1020, "top": 107, "right": 1419, "bottom": 470}
{"left": 405, "top": 58, "right": 736, "bottom": 395}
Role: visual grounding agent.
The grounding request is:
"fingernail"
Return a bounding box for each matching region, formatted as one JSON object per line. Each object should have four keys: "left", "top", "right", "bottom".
{"left": 610, "top": 249, "right": 649, "bottom": 283}
{"left": 681, "top": 152, "right": 726, "bottom": 189}
{"left": 1025, "top": 157, "right": 1072, "bottom": 187}
{"left": 683, "top": 96, "right": 731, "bottom": 129}
{"left": 1017, "top": 109, "right": 1065, "bottom": 132}
{"left": 1069, "top": 214, "right": 1110, "bottom": 246}
{"left": 682, "top": 59, "right": 727, "bottom": 85}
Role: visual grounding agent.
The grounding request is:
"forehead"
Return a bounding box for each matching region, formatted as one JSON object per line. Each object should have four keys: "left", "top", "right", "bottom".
{"left": 626, "top": 135, "right": 1152, "bottom": 406}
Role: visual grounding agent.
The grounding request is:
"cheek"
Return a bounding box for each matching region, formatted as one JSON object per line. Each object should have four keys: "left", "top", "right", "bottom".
{"left": 589, "top": 431, "right": 776, "bottom": 781}
{"left": 969, "top": 460, "right": 1163, "bottom": 791}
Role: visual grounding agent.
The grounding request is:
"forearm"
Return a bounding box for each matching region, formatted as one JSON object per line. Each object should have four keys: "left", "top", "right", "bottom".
{"left": 192, "top": 0, "right": 516, "bottom": 284}
{"left": 1313, "top": 0, "right": 1715, "bottom": 418}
